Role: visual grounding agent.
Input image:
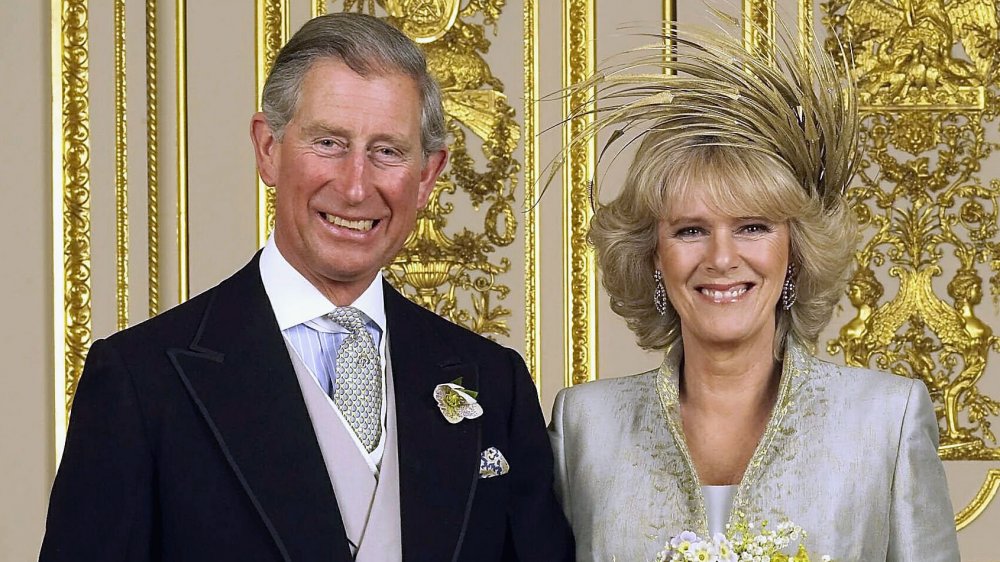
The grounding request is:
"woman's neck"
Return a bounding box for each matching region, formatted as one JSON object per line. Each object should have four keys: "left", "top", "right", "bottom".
{"left": 679, "top": 334, "right": 780, "bottom": 415}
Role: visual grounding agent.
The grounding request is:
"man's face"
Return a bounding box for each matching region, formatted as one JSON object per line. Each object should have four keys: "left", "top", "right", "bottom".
{"left": 252, "top": 58, "right": 447, "bottom": 305}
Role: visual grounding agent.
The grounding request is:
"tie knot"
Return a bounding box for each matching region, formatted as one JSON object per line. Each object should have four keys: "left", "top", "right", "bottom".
{"left": 326, "top": 306, "right": 368, "bottom": 334}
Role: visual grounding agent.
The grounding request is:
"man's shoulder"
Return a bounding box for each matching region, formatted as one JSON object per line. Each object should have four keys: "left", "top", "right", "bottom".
{"left": 102, "top": 284, "right": 215, "bottom": 352}
{"left": 386, "top": 284, "right": 510, "bottom": 355}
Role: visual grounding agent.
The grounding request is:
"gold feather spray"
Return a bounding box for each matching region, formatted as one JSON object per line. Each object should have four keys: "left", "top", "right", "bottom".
{"left": 545, "top": 9, "right": 861, "bottom": 212}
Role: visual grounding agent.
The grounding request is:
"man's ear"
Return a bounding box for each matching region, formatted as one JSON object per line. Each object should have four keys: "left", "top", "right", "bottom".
{"left": 416, "top": 148, "right": 449, "bottom": 208}
{"left": 250, "top": 112, "right": 279, "bottom": 186}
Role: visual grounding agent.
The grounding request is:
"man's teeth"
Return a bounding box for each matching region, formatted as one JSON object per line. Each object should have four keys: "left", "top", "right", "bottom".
{"left": 700, "top": 286, "right": 748, "bottom": 301}
{"left": 324, "top": 213, "right": 374, "bottom": 232}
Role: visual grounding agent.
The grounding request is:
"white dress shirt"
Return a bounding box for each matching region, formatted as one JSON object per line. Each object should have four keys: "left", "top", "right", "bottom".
{"left": 259, "top": 235, "right": 389, "bottom": 473}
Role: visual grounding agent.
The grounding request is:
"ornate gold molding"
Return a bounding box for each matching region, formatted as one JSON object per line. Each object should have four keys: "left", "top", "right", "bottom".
{"left": 956, "top": 468, "right": 1000, "bottom": 530}
{"left": 146, "top": 0, "right": 159, "bottom": 316}
{"left": 563, "top": 0, "right": 597, "bottom": 386}
{"left": 314, "top": 0, "right": 328, "bottom": 17}
{"left": 742, "top": 0, "right": 775, "bottom": 59}
{"left": 51, "top": 0, "right": 92, "bottom": 460}
{"left": 115, "top": 0, "right": 129, "bottom": 330}
{"left": 663, "top": 0, "right": 675, "bottom": 73}
{"left": 381, "top": 0, "right": 520, "bottom": 341}
{"left": 336, "top": 1, "right": 520, "bottom": 342}
{"left": 524, "top": 0, "right": 540, "bottom": 390}
{"left": 176, "top": 0, "right": 189, "bottom": 302}
{"left": 255, "top": 0, "right": 288, "bottom": 246}
{"left": 824, "top": 0, "right": 1000, "bottom": 528}
{"left": 798, "top": 0, "right": 812, "bottom": 63}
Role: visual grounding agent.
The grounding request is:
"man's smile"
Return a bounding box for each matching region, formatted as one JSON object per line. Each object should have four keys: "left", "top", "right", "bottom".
{"left": 322, "top": 212, "right": 378, "bottom": 232}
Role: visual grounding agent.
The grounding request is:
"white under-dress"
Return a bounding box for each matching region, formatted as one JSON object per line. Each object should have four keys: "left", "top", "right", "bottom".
{"left": 701, "top": 485, "right": 737, "bottom": 536}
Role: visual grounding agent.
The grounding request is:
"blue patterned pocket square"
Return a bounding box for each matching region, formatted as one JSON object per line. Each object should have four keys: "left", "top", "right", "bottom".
{"left": 479, "top": 447, "right": 510, "bottom": 479}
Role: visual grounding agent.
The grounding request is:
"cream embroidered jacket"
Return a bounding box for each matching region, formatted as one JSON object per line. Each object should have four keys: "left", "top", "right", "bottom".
{"left": 548, "top": 340, "right": 961, "bottom": 562}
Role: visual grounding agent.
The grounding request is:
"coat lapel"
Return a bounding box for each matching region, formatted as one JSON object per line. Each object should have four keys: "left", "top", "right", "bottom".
{"left": 166, "top": 255, "right": 353, "bottom": 562}
{"left": 386, "top": 283, "right": 481, "bottom": 562}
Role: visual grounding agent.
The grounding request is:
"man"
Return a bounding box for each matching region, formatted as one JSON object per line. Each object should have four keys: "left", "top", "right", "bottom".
{"left": 40, "top": 13, "right": 573, "bottom": 562}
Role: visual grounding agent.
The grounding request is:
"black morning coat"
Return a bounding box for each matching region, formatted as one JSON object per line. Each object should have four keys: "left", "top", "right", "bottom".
{"left": 39, "top": 253, "right": 574, "bottom": 562}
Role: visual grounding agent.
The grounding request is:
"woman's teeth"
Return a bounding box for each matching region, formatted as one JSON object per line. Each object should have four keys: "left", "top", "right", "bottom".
{"left": 699, "top": 286, "right": 748, "bottom": 301}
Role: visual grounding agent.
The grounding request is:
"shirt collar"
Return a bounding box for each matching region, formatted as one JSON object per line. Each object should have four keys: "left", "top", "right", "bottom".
{"left": 259, "top": 234, "right": 386, "bottom": 333}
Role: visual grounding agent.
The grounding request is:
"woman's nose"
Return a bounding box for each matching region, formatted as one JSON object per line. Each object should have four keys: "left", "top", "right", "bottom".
{"left": 706, "top": 232, "right": 738, "bottom": 272}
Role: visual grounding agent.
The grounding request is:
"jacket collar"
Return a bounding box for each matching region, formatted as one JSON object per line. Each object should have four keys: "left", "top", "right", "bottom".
{"left": 166, "top": 253, "right": 352, "bottom": 562}
{"left": 653, "top": 338, "right": 814, "bottom": 536}
{"left": 166, "top": 255, "right": 482, "bottom": 561}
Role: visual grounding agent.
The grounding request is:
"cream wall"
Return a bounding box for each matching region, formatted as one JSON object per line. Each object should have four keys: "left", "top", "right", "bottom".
{"left": 1, "top": 2, "right": 53, "bottom": 559}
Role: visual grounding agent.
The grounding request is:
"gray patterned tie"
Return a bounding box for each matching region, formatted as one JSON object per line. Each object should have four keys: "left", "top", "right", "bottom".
{"left": 326, "top": 307, "right": 382, "bottom": 452}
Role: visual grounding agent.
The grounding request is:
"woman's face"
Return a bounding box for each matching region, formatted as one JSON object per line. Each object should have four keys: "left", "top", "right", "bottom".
{"left": 655, "top": 188, "right": 790, "bottom": 351}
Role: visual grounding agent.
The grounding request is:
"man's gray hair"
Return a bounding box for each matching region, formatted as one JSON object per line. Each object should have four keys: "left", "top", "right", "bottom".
{"left": 261, "top": 12, "right": 447, "bottom": 153}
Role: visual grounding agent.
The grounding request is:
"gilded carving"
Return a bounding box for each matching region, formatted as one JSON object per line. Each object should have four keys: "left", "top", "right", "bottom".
{"left": 176, "top": 0, "right": 190, "bottom": 302}
{"left": 385, "top": 0, "right": 461, "bottom": 43}
{"left": 115, "top": 0, "right": 129, "bottom": 330}
{"left": 524, "top": 0, "right": 540, "bottom": 385}
{"left": 564, "top": 0, "right": 597, "bottom": 385}
{"left": 823, "top": 0, "right": 1000, "bottom": 526}
{"left": 256, "top": 0, "right": 287, "bottom": 245}
{"left": 340, "top": 0, "right": 520, "bottom": 340}
{"left": 56, "top": 0, "right": 93, "bottom": 418}
{"left": 743, "top": 0, "right": 776, "bottom": 59}
{"left": 146, "top": 0, "right": 160, "bottom": 316}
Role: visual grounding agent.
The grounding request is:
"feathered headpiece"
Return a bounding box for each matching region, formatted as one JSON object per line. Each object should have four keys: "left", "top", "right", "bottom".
{"left": 547, "top": 11, "right": 860, "bottom": 211}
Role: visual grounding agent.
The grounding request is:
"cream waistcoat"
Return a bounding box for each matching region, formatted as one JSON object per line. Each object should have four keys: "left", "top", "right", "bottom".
{"left": 285, "top": 338, "right": 402, "bottom": 561}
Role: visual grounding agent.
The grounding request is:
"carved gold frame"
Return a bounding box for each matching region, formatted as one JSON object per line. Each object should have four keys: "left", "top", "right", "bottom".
{"left": 254, "top": 0, "right": 288, "bottom": 246}
{"left": 524, "top": 0, "right": 541, "bottom": 390}
{"left": 51, "top": 0, "right": 93, "bottom": 461}
{"left": 114, "top": 0, "right": 130, "bottom": 331}
{"left": 563, "top": 0, "right": 597, "bottom": 386}
{"left": 146, "top": 0, "right": 161, "bottom": 317}
{"left": 176, "top": 0, "right": 190, "bottom": 302}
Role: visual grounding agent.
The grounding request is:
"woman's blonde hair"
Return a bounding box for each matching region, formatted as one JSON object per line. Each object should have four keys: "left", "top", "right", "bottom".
{"left": 557, "top": 16, "right": 861, "bottom": 355}
{"left": 589, "top": 132, "right": 858, "bottom": 354}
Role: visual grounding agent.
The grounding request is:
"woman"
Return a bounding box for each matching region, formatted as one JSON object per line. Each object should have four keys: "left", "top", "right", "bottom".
{"left": 548, "top": 23, "right": 960, "bottom": 562}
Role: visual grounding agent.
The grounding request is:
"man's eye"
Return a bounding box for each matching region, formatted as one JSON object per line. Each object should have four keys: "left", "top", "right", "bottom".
{"left": 316, "top": 139, "right": 343, "bottom": 151}
{"left": 373, "top": 146, "right": 404, "bottom": 161}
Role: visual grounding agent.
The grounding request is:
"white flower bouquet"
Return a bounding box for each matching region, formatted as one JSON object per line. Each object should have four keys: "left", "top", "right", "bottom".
{"left": 654, "top": 518, "right": 831, "bottom": 562}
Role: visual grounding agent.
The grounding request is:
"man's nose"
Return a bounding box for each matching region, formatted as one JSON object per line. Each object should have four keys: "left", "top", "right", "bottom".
{"left": 335, "top": 150, "right": 371, "bottom": 203}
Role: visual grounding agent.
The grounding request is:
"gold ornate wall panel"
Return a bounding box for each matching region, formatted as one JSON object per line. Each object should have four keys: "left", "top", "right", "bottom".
{"left": 743, "top": 0, "right": 775, "bottom": 58}
{"left": 563, "top": 0, "right": 597, "bottom": 386}
{"left": 255, "top": 0, "right": 289, "bottom": 246}
{"left": 524, "top": 0, "right": 541, "bottom": 388}
{"left": 52, "top": 0, "right": 175, "bottom": 459}
{"left": 52, "top": 0, "right": 93, "bottom": 459}
{"left": 146, "top": 0, "right": 160, "bottom": 316}
{"left": 115, "top": 0, "right": 130, "bottom": 331}
{"left": 822, "top": 0, "right": 1000, "bottom": 530}
{"left": 334, "top": 0, "right": 523, "bottom": 343}
{"left": 176, "top": 0, "right": 189, "bottom": 302}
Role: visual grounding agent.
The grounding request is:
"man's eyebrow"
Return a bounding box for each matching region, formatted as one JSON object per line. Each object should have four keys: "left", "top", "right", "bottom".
{"left": 299, "top": 122, "right": 344, "bottom": 137}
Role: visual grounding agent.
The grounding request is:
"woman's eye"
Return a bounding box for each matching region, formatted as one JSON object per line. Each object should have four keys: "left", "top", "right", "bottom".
{"left": 674, "top": 227, "right": 704, "bottom": 237}
{"left": 739, "top": 223, "right": 773, "bottom": 235}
